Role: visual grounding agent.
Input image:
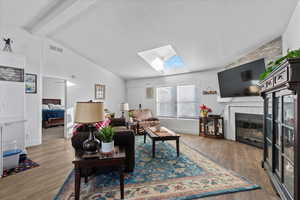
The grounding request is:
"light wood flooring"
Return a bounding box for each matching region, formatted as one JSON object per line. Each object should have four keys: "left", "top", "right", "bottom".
{"left": 0, "top": 134, "right": 279, "bottom": 200}
{"left": 42, "top": 126, "right": 64, "bottom": 141}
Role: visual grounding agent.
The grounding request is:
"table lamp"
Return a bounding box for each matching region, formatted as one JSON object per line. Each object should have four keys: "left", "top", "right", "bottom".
{"left": 75, "top": 102, "right": 105, "bottom": 154}
{"left": 120, "top": 103, "right": 129, "bottom": 118}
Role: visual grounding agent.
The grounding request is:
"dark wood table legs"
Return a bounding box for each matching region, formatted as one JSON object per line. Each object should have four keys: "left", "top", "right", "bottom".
{"left": 144, "top": 133, "right": 180, "bottom": 158}
{"left": 74, "top": 168, "right": 81, "bottom": 200}
{"left": 74, "top": 166, "right": 125, "bottom": 200}
{"left": 176, "top": 138, "right": 180, "bottom": 157}
{"left": 72, "top": 148, "right": 126, "bottom": 200}
{"left": 119, "top": 167, "right": 124, "bottom": 199}
{"left": 152, "top": 140, "right": 156, "bottom": 158}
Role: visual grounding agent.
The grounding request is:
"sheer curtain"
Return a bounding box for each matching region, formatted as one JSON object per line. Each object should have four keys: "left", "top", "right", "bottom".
{"left": 177, "top": 85, "right": 198, "bottom": 118}
{"left": 156, "top": 87, "right": 176, "bottom": 117}
{"left": 156, "top": 85, "right": 198, "bottom": 118}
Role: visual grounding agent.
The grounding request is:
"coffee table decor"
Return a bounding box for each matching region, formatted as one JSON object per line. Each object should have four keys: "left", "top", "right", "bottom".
{"left": 54, "top": 136, "right": 260, "bottom": 200}
{"left": 144, "top": 126, "right": 180, "bottom": 158}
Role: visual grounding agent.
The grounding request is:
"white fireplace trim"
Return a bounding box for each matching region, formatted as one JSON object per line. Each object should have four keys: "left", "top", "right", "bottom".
{"left": 224, "top": 102, "right": 263, "bottom": 141}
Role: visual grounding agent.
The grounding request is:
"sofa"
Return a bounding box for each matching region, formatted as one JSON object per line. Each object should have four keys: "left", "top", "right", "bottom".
{"left": 71, "top": 120, "right": 135, "bottom": 173}
{"left": 130, "top": 109, "right": 160, "bottom": 135}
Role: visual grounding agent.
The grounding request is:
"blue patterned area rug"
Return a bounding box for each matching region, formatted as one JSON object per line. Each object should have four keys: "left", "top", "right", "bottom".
{"left": 54, "top": 136, "right": 260, "bottom": 200}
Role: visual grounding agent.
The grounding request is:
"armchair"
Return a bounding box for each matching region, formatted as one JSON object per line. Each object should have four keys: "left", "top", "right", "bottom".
{"left": 130, "top": 109, "right": 160, "bottom": 135}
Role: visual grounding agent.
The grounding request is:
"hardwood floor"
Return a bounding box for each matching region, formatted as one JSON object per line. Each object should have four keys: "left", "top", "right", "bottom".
{"left": 0, "top": 138, "right": 73, "bottom": 200}
{"left": 0, "top": 134, "right": 279, "bottom": 200}
{"left": 42, "top": 126, "right": 64, "bottom": 141}
{"left": 182, "top": 135, "right": 279, "bottom": 200}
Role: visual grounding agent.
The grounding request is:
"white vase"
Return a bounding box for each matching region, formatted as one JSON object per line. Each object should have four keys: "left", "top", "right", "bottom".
{"left": 101, "top": 141, "right": 114, "bottom": 153}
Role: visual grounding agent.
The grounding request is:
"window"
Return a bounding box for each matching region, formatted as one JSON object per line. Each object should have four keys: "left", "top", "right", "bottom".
{"left": 177, "top": 85, "right": 198, "bottom": 118}
{"left": 156, "top": 85, "right": 198, "bottom": 118}
{"left": 156, "top": 87, "right": 176, "bottom": 117}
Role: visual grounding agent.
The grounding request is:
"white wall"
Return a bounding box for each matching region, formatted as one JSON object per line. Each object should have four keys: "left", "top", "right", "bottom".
{"left": 43, "top": 39, "right": 126, "bottom": 138}
{"left": 283, "top": 1, "right": 300, "bottom": 53}
{"left": 42, "top": 77, "right": 65, "bottom": 106}
{"left": 126, "top": 70, "right": 225, "bottom": 135}
{"left": 1, "top": 26, "right": 126, "bottom": 146}
{"left": 2, "top": 26, "right": 43, "bottom": 147}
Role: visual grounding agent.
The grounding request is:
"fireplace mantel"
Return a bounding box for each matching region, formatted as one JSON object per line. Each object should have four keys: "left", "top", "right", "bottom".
{"left": 222, "top": 97, "right": 263, "bottom": 140}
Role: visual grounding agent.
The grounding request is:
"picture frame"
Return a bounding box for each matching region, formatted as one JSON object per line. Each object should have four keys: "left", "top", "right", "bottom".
{"left": 146, "top": 87, "right": 154, "bottom": 99}
{"left": 25, "top": 73, "right": 37, "bottom": 94}
{"left": 95, "top": 84, "right": 105, "bottom": 99}
{"left": 0, "top": 65, "right": 24, "bottom": 82}
{"left": 203, "top": 90, "right": 217, "bottom": 95}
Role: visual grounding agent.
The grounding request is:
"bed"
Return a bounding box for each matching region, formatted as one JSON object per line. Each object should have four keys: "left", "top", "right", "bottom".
{"left": 42, "top": 99, "right": 65, "bottom": 128}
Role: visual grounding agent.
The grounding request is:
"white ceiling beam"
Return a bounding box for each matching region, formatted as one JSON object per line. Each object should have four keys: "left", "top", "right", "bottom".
{"left": 24, "top": 0, "right": 97, "bottom": 36}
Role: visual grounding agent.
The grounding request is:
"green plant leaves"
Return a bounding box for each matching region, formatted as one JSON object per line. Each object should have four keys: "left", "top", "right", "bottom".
{"left": 96, "top": 126, "right": 115, "bottom": 143}
{"left": 259, "top": 49, "right": 300, "bottom": 80}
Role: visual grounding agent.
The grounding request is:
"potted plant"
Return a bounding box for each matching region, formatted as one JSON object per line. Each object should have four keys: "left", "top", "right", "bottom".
{"left": 259, "top": 49, "right": 300, "bottom": 80}
{"left": 199, "top": 104, "right": 212, "bottom": 117}
{"left": 128, "top": 111, "right": 134, "bottom": 122}
{"left": 97, "top": 126, "right": 115, "bottom": 153}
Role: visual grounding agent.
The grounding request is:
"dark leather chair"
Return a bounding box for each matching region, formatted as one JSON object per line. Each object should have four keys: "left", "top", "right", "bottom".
{"left": 71, "top": 123, "right": 135, "bottom": 172}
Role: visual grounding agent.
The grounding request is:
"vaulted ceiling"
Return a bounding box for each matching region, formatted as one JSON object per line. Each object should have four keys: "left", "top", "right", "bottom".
{"left": 2, "top": 0, "right": 299, "bottom": 79}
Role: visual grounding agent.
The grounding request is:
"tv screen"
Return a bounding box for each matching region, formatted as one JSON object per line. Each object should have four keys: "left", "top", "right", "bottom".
{"left": 218, "top": 59, "right": 265, "bottom": 98}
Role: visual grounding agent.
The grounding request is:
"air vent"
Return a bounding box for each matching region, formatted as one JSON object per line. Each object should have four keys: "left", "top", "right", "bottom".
{"left": 49, "top": 45, "right": 63, "bottom": 53}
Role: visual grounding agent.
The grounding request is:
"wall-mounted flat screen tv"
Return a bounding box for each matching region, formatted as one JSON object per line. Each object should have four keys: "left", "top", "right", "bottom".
{"left": 218, "top": 59, "right": 265, "bottom": 98}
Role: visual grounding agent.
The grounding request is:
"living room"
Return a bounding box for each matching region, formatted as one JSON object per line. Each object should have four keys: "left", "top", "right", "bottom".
{"left": 0, "top": 0, "right": 300, "bottom": 200}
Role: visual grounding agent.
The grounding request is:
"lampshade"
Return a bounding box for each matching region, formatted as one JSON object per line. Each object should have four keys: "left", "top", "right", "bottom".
{"left": 74, "top": 102, "right": 105, "bottom": 124}
{"left": 120, "top": 103, "right": 129, "bottom": 111}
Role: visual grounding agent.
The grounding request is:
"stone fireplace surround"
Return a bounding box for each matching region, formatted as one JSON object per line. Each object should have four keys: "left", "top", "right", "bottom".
{"left": 221, "top": 97, "right": 264, "bottom": 141}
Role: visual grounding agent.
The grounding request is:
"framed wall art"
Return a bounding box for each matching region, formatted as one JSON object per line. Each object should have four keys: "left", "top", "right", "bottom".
{"left": 146, "top": 87, "right": 154, "bottom": 99}
{"left": 0, "top": 65, "right": 24, "bottom": 82}
{"left": 203, "top": 90, "right": 217, "bottom": 95}
{"left": 95, "top": 84, "right": 105, "bottom": 100}
{"left": 25, "top": 73, "right": 37, "bottom": 94}
{"left": 202, "top": 86, "right": 217, "bottom": 95}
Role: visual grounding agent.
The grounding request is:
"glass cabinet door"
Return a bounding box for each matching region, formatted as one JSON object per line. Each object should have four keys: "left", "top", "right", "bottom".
{"left": 265, "top": 94, "right": 273, "bottom": 167}
{"left": 274, "top": 96, "right": 281, "bottom": 178}
{"left": 282, "top": 95, "right": 295, "bottom": 198}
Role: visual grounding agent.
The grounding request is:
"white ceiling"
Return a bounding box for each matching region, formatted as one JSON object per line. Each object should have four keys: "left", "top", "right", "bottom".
{"left": 2, "top": 0, "right": 56, "bottom": 27}
{"left": 2, "top": 0, "right": 299, "bottom": 79}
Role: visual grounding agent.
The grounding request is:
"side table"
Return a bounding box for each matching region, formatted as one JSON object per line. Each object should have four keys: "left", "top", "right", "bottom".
{"left": 126, "top": 121, "right": 137, "bottom": 134}
{"left": 72, "top": 147, "right": 126, "bottom": 200}
{"left": 199, "top": 115, "right": 224, "bottom": 138}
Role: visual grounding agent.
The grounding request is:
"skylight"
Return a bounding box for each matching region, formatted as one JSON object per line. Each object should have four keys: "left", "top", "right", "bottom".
{"left": 138, "top": 45, "right": 184, "bottom": 72}
{"left": 164, "top": 55, "right": 184, "bottom": 69}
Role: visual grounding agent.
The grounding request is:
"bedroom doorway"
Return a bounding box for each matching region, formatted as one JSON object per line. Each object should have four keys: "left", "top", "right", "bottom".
{"left": 42, "top": 77, "right": 67, "bottom": 142}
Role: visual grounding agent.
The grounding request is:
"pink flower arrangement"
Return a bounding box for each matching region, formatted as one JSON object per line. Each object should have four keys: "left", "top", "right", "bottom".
{"left": 72, "top": 119, "right": 111, "bottom": 136}
{"left": 199, "top": 104, "right": 212, "bottom": 113}
{"left": 199, "top": 104, "right": 212, "bottom": 117}
{"left": 94, "top": 119, "right": 111, "bottom": 131}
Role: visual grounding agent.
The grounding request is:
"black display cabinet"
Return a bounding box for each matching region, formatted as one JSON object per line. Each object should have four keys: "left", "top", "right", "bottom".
{"left": 259, "top": 58, "right": 300, "bottom": 200}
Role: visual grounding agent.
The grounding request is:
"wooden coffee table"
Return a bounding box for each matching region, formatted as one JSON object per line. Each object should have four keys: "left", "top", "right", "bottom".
{"left": 72, "top": 147, "right": 126, "bottom": 200}
{"left": 144, "top": 127, "right": 180, "bottom": 158}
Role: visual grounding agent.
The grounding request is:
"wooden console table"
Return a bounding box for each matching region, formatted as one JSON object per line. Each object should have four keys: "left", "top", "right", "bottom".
{"left": 199, "top": 115, "right": 224, "bottom": 138}
{"left": 72, "top": 147, "right": 126, "bottom": 200}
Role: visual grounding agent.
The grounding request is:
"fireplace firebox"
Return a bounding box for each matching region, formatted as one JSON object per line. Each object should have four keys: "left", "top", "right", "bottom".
{"left": 235, "top": 113, "right": 263, "bottom": 148}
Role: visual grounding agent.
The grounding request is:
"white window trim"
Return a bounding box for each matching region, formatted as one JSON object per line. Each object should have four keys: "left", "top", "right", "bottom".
{"left": 156, "top": 85, "right": 198, "bottom": 119}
